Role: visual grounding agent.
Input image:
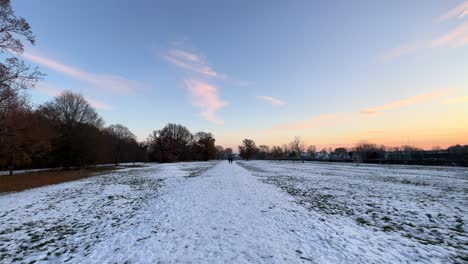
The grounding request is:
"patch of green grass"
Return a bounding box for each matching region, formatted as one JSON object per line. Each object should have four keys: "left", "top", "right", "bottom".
{"left": 382, "top": 216, "right": 392, "bottom": 222}
{"left": 382, "top": 225, "right": 393, "bottom": 232}
{"left": 454, "top": 217, "right": 464, "bottom": 233}
{"left": 356, "top": 217, "right": 371, "bottom": 226}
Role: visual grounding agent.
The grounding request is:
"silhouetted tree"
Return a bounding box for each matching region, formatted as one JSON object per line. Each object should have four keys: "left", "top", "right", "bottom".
{"left": 147, "top": 123, "right": 194, "bottom": 162}
{"left": 193, "top": 132, "right": 217, "bottom": 161}
{"left": 238, "top": 139, "right": 258, "bottom": 161}
{"left": 271, "top": 146, "right": 283, "bottom": 159}
{"left": 257, "top": 145, "right": 270, "bottom": 160}
{"left": 290, "top": 136, "right": 306, "bottom": 162}
{"left": 0, "top": 103, "right": 51, "bottom": 174}
{"left": 38, "top": 91, "right": 103, "bottom": 168}
{"left": 215, "top": 145, "right": 224, "bottom": 159}
{"left": 224, "top": 148, "right": 233, "bottom": 159}
{"left": 0, "top": 0, "right": 43, "bottom": 124}
{"left": 333, "top": 147, "right": 349, "bottom": 160}
{"left": 106, "top": 124, "right": 136, "bottom": 166}
{"left": 307, "top": 145, "right": 316, "bottom": 159}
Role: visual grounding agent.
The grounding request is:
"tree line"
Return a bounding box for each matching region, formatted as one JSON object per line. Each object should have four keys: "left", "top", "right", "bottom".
{"left": 0, "top": 1, "right": 224, "bottom": 174}
{"left": 238, "top": 137, "right": 468, "bottom": 166}
{"left": 1, "top": 86, "right": 224, "bottom": 174}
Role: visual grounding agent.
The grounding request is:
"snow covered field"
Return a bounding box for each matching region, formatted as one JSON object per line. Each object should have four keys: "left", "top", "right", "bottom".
{"left": 239, "top": 161, "right": 468, "bottom": 263}
{"left": 0, "top": 161, "right": 467, "bottom": 263}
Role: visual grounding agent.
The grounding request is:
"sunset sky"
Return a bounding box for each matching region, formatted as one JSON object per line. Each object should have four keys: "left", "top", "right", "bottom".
{"left": 14, "top": 0, "right": 468, "bottom": 150}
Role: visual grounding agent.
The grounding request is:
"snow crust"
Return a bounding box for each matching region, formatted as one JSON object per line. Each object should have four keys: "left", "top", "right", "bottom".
{"left": 0, "top": 161, "right": 466, "bottom": 263}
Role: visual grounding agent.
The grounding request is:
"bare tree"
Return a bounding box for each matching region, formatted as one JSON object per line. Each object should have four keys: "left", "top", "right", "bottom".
{"left": 257, "top": 145, "right": 270, "bottom": 159}
{"left": 224, "top": 147, "right": 233, "bottom": 158}
{"left": 38, "top": 91, "right": 103, "bottom": 128}
{"left": 38, "top": 91, "right": 104, "bottom": 168}
{"left": 290, "top": 136, "right": 306, "bottom": 162}
{"left": 147, "top": 123, "right": 194, "bottom": 162}
{"left": 238, "top": 139, "right": 258, "bottom": 161}
{"left": 355, "top": 141, "right": 387, "bottom": 162}
{"left": 432, "top": 146, "right": 442, "bottom": 152}
{"left": 271, "top": 146, "right": 283, "bottom": 159}
{"left": 106, "top": 124, "right": 136, "bottom": 166}
{"left": 0, "top": 0, "right": 43, "bottom": 122}
{"left": 307, "top": 145, "right": 316, "bottom": 159}
{"left": 215, "top": 145, "right": 224, "bottom": 159}
{"left": 193, "top": 132, "right": 217, "bottom": 161}
{"left": 0, "top": 0, "right": 43, "bottom": 149}
{"left": 0, "top": 104, "right": 51, "bottom": 175}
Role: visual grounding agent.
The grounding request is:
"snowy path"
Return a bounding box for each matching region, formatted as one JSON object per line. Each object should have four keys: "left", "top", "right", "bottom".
{"left": 1, "top": 161, "right": 466, "bottom": 263}
{"left": 87, "top": 161, "right": 462, "bottom": 263}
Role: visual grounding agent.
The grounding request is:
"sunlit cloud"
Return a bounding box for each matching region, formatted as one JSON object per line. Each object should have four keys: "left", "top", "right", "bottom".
{"left": 438, "top": 1, "right": 468, "bottom": 22}
{"left": 22, "top": 51, "right": 140, "bottom": 93}
{"left": 34, "top": 83, "right": 62, "bottom": 97}
{"left": 431, "top": 21, "right": 468, "bottom": 48}
{"left": 380, "top": 42, "right": 426, "bottom": 62}
{"left": 381, "top": 22, "right": 468, "bottom": 61}
{"left": 257, "top": 96, "right": 287, "bottom": 106}
{"left": 86, "top": 98, "right": 113, "bottom": 110}
{"left": 381, "top": 2, "right": 468, "bottom": 62}
{"left": 164, "top": 49, "right": 226, "bottom": 79}
{"left": 163, "top": 45, "right": 232, "bottom": 124}
{"left": 35, "top": 83, "right": 112, "bottom": 110}
{"left": 273, "top": 113, "right": 340, "bottom": 131}
{"left": 185, "top": 79, "right": 227, "bottom": 124}
{"left": 441, "top": 95, "right": 468, "bottom": 105}
{"left": 361, "top": 89, "right": 454, "bottom": 115}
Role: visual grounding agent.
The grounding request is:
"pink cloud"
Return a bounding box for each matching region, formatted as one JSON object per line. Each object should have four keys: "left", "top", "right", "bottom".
{"left": 86, "top": 98, "right": 113, "bottom": 110}
{"left": 438, "top": 1, "right": 468, "bottom": 22}
{"left": 381, "top": 1, "right": 468, "bottom": 62}
{"left": 22, "top": 51, "right": 140, "bottom": 93}
{"left": 273, "top": 113, "right": 340, "bottom": 131}
{"left": 431, "top": 21, "right": 468, "bottom": 48}
{"left": 35, "top": 83, "right": 112, "bottom": 110}
{"left": 380, "top": 41, "right": 427, "bottom": 62}
{"left": 34, "top": 83, "right": 62, "bottom": 97}
{"left": 257, "top": 96, "right": 287, "bottom": 106}
{"left": 164, "top": 49, "right": 226, "bottom": 79}
{"left": 381, "top": 22, "right": 468, "bottom": 61}
{"left": 441, "top": 95, "right": 468, "bottom": 105}
{"left": 185, "top": 79, "right": 227, "bottom": 124}
{"left": 361, "top": 89, "right": 454, "bottom": 115}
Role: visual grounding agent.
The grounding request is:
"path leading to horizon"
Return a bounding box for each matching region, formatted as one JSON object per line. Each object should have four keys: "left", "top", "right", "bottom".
{"left": 1, "top": 161, "right": 464, "bottom": 263}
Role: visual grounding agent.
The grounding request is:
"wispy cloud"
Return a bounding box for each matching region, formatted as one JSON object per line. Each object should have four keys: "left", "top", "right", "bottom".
{"left": 380, "top": 41, "right": 427, "bottom": 62}
{"left": 164, "top": 48, "right": 226, "bottom": 79}
{"left": 34, "top": 83, "right": 62, "bottom": 97}
{"left": 431, "top": 21, "right": 468, "bottom": 48}
{"left": 35, "top": 83, "right": 112, "bottom": 110}
{"left": 163, "top": 45, "right": 230, "bottom": 124}
{"left": 273, "top": 113, "right": 340, "bottom": 131}
{"left": 381, "top": 2, "right": 468, "bottom": 62}
{"left": 185, "top": 79, "right": 227, "bottom": 124}
{"left": 257, "top": 96, "right": 287, "bottom": 106}
{"left": 86, "top": 98, "right": 113, "bottom": 110}
{"left": 441, "top": 95, "right": 468, "bottom": 105}
{"left": 361, "top": 89, "right": 454, "bottom": 115}
{"left": 22, "top": 51, "right": 140, "bottom": 93}
{"left": 438, "top": 1, "right": 468, "bottom": 22}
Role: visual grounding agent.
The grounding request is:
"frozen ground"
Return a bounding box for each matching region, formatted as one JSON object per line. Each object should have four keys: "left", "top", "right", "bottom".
{"left": 0, "top": 161, "right": 466, "bottom": 263}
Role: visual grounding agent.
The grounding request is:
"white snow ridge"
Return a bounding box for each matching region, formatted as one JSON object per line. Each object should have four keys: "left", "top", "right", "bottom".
{"left": 0, "top": 161, "right": 467, "bottom": 263}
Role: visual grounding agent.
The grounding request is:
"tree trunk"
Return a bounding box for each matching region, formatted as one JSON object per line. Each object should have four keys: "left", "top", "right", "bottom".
{"left": 8, "top": 151, "right": 14, "bottom": 176}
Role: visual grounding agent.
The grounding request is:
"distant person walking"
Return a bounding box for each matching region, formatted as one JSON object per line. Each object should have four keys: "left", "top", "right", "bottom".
{"left": 228, "top": 156, "right": 233, "bottom": 164}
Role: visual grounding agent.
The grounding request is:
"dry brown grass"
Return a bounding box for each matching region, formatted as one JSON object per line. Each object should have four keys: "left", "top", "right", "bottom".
{"left": 0, "top": 166, "right": 121, "bottom": 193}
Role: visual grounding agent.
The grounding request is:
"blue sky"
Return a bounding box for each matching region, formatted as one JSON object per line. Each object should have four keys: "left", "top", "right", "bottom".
{"left": 13, "top": 0, "right": 468, "bottom": 149}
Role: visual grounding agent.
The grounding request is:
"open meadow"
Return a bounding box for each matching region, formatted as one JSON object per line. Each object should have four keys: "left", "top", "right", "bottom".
{"left": 1, "top": 161, "right": 466, "bottom": 263}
